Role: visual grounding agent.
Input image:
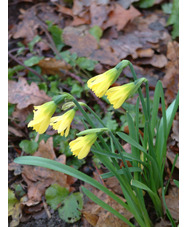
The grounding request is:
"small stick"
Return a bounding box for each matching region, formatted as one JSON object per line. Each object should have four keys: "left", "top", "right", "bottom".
{"left": 42, "top": 197, "right": 51, "bottom": 219}
{"left": 8, "top": 52, "right": 45, "bottom": 82}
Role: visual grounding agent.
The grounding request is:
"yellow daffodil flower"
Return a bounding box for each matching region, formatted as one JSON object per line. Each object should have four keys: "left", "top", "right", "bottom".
{"left": 28, "top": 101, "right": 57, "bottom": 134}
{"left": 106, "top": 78, "right": 146, "bottom": 109}
{"left": 50, "top": 109, "right": 76, "bottom": 137}
{"left": 87, "top": 68, "right": 118, "bottom": 98}
{"left": 106, "top": 83, "right": 135, "bottom": 109}
{"left": 69, "top": 134, "right": 97, "bottom": 159}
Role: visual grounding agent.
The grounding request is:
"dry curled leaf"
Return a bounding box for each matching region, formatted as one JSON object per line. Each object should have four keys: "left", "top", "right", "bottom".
{"left": 37, "top": 58, "right": 72, "bottom": 76}
{"left": 21, "top": 137, "right": 70, "bottom": 206}
{"left": 82, "top": 183, "right": 133, "bottom": 227}
{"left": 165, "top": 186, "right": 179, "bottom": 220}
{"left": 104, "top": 177, "right": 123, "bottom": 195}
{"left": 10, "top": 3, "right": 60, "bottom": 42}
{"left": 166, "top": 149, "right": 179, "bottom": 169}
{"left": 8, "top": 77, "right": 51, "bottom": 109}
{"left": 136, "top": 54, "right": 168, "bottom": 68}
{"left": 171, "top": 120, "right": 179, "bottom": 143}
{"left": 90, "top": 2, "right": 109, "bottom": 27}
{"left": 103, "top": 4, "right": 141, "bottom": 31}
{"left": 8, "top": 126, "right": 26, "bottom": 138}
{"left": 162, "top": 41, "right": 179, "bottom": 104}
{"left": 63, "top": 26, "right": 98, "bottom": 57}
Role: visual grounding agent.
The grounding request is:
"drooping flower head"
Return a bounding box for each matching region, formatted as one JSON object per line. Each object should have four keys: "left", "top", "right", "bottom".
{"left": 69, "top": 133, "right": 97, "bottom": 159}
{"left": 28, "top": 101, "right": 57, "bottom": 134}
{"left": 87, "top": 60, "right": 130, "bottom": 98}
{"left": 50, "top": 109, "right": 76, "bottom": 137}
{"left": 106, "top": 78, "right": 146, "bottom": 109}
{"left": 87, "top": 68, "right": 118, "bottom": 98}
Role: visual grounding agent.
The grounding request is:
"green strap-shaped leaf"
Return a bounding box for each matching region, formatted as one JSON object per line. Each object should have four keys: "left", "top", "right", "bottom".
{"left": 101, "top": 167, "right": 142, "bottom": 179}
{"left": 14, "top": 156, "right": 129, "bottom": 211}
{"left": 117, "top": 132, "right": 146, "bottom": 153}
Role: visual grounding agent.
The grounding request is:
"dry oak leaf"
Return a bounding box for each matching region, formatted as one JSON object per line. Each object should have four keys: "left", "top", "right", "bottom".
{"left": 104, "top": 177, "right": 123, "bottom": 195}
{"left": 166, "top": 149, "right": 179, "bottom": 169}
{"left": 82, "top": 183, "right": 133, "bottom": 227}
{"left": 56, "top": 4, "right": 90, "bottom": 26}
{"left": 171, "top": 120, "right": 179, "bottom": 143}
{"left": 8, "top": 126, "right": 26, "bottom": 138}
{"left": 11, "top": 3, "right": 60, "bottom": 42}
{"left": 162, "top": 41, "right": 179, "bottom": 104}
{"left": 90, "top": 2, "right": 109, "bottom": 27}
{"left": 63, "top": 26, "right": 98, "bottom": 57}
{"left": 103, "top": 3, "right": 141, "bottom": 31}
{"left": 165, "top": 186, "right": 179, "bottom": 220}
{"left": 37, "top": 58, "right": 72, "bottom": 76}
{"left": 135, "top": 54, "right": 168, "bottom": 68}
{"left": 21, "top": 137, "right": 69, "bottom": 206}
{"left": 90, "top": 39, "right": 120, "bottom": 66}
{"left": 136, "top": 48, "right": 155, "bottom": 58}
{"left": 108, "top": 13, "right": 171, "bottom": 60}
{"left": 12, "top": 105, "right": 33, "bottom": 122}
{"left": 8, "top": 77, "right": 51, "bottom": 109}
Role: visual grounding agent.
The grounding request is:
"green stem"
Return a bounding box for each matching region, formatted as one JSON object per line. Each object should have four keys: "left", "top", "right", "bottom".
{"left": 85, "top": 104, "right": 132, "bottom": 181}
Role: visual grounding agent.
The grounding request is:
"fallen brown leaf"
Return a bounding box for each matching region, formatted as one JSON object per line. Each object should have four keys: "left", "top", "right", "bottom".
{"left": 63, "top": 26, "right": 98, "bottom": 57}
{"left": 90, "top": 39, "right": 120, "bottom": 66}
{"left": 136, "top": 48, "right": 155, "bottom": 58}
{"left": 171, "top": 120, "right": 179, "bottom": 143}
{"left": 9, "top": 162, "right": 22, "bottom": 176}
{"left": 10, "top": 3, "right": 60, "bottom": 42}
{"left": 109, "top": 12, "right": 171, "bottom": 60}
{"left": 37, "top": 58, "right": 72, "bottom": 76}
{"left": 21, "top": 137, "right": 70, "bottom": 206}
{"left": 90, "top": 2, "right": 109, "bottom": 27}
{"left": 8, "top": 126, "right": 26, "bottom": 137}
{"left": 82, "top": 183, "right": 133, "bottom": 227}
{"left": 154, "top": 219, "right": 172, "bottom": 227}
{"left": 167, "top": 149, "right": 179, "bottom": 169}
{"left": 8, "top": 77, "right": 51, "bottom": 109}
{"left": 12, "top": 106, "right": 33, "bottom": 122}
{"left": 103, "top": 4, "right": 141, "bottom": 31}
{"left": 165, "top": 186, "right": 179, "bottom": 220}
{"left": 162, "top": 41, "right": 179, "bottom": 104}
{"left": 104, "top": 177, "right": 123, "bottom": 195}
{"left": 136, "top": 54, "right": 168, "bottom": 68}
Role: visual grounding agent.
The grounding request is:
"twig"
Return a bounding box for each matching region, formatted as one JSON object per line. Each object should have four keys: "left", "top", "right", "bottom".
{"left": 8, "top": 47, "right": 29, "bottom": 54}
{"left": 8, "top": 52, "right": 45, "bottom": 82}
{"left": 42, "top": 197, "right": 51, "bottom": 219}
{"left": 35, "top": 14, "right": 62, "bottom": 59}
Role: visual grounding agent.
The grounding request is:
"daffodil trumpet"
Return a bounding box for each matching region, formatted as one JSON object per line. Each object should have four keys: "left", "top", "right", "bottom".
{"left": 69, "top": 133, "right": 97, "bottom": 159}
{"left": 87, "top": 68, "right": 118, "bottom": 98}
{"left": 106, "top": 78, "right": 147, "bottom": 109}
{"left": 50, "top": 109, "right": 76, "bottom": 137}
{"left": 28, "top": 101, "right": 57, "bottom": 134}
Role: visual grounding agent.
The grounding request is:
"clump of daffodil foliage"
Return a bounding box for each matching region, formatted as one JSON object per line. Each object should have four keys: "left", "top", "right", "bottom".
{"left": 15, "top": 60, "right": 179, "bottom": 227}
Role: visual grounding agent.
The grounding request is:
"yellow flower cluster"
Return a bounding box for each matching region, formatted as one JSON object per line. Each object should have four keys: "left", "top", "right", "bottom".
{"left": 28, "top": 101, "right": 76, "bottom": 137}
{"left": 28, "top": 60, "right": 146, "bottom": 160}
{"left": 87, "top": 65, "right": 146, "bottom": 109}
